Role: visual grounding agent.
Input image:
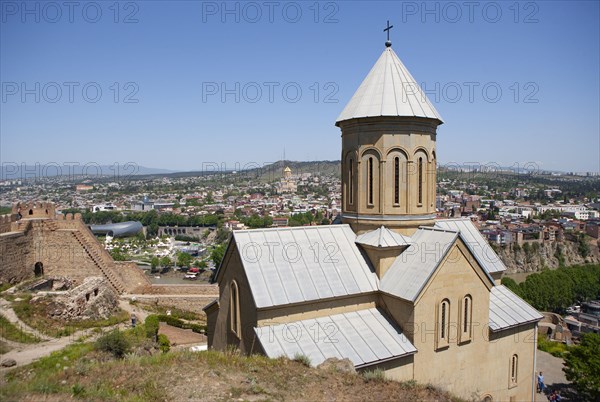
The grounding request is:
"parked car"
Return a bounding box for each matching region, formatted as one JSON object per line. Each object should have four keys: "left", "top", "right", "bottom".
{"left": 183, "top": 273, "right": 198, "bottom": 280}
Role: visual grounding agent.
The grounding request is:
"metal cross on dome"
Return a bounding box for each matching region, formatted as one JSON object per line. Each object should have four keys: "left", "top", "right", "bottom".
{"left": 384, "top": 20, "right": 393, "bottom": 47}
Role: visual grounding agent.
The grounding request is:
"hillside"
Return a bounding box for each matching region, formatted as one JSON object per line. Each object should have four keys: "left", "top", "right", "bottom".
{"left": 1, "top": 344, "right": 461, "bottom": 402}
{"left": 497, "top": 239, "right": 600, "bottom": 274}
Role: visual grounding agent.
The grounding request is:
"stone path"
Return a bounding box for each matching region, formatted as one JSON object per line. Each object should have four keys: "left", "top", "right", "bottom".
{"left": 0, "top": 299, "right": 52, "bottom": 341}
{"left": 535, "top": 350, "right": 575, "bottom": 401}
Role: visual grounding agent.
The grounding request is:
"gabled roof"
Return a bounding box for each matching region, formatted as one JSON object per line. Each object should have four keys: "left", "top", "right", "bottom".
{"left": 231, "top": 225, "right": 378, "bottom": 309}
{"left": 255, "top": 308, "right": 416, "bottom": 368}
{"left": 380, "top": 227, "right": 459, "bottom": 302}
{"left": 489, "top": 285, "right": 543, "bottom": 331}
{"left": 355, "top": 226, "right": 411, "bottom": 248}
{"left": 434, "top": 219, "right": 507, "bottom": 274}
{"left": 336, "top": 47, "right": 443, "bottom": 125}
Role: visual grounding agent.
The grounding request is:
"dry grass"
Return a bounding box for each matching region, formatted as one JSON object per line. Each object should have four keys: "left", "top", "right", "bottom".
{"left": 11, "top": 295, "right": 129, "bottom": 338}
{"left": 1, "top": 343, "right": 463, "bottom": 401}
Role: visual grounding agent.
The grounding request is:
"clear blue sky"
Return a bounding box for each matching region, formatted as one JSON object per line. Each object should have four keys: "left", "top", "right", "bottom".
{"left": 1, "top": 1, "right": 599, "bottom": 173}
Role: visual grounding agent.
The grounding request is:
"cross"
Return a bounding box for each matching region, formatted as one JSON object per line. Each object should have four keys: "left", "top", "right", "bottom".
{"left": 384, "top": 20, "right": 393, "bottom": 42}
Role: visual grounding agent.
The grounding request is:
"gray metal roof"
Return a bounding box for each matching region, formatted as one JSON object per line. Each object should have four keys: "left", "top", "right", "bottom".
{"left": 434, "top": 219, "right": 507, "bottom": 274}
{"left": 89, "top": 221, "right": 143, "bottom": 237}
{"left": 380, "top": 228, "right": 458, "bottom": 301}
{"left": 255, "top": 308, "right": 416, "bottom": 368}
{"left": 233, "top": 225, "right": 378, "bottom": 309}
{"left": 489, "top": 285, "right": 543, "bottom": 331}
{"left": 336, "top": 47, "right": 443, "bottom": 124}
{"left": 355, "top": 226, "right": 411, "bottom": 248}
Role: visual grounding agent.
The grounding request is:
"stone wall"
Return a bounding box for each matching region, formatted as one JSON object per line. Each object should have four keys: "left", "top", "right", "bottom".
{"left": 0, "top": 202, "right": 151, "bottom": 293}
{"left": 0, "top": 230, "right": 34, "bottom": 285}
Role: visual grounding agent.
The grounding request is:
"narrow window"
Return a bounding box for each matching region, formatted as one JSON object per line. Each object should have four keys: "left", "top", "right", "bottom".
{"left": 349, "top": 159, "right": 354, "bottom": 205}
{"left": 418, "top": 157, "right": 423, "bottom": 205}
{"left": 394, "top": 157, "right": 400, "bottom": 205}
{"left": 230, "top": 281, "right": 240, "bottom": 336}
{"left": 437, "top": 299, "right": 450, "bottom": 349}
{"left": 460, "top": 295, "right": 472, "bottom": 342}
{"left": 463, "top": 297, "right": 469, "bottom": 333}
{"left": 368, "top": 157, "right": 374, "bottom": 205}
{"left": 510, "top": 354, "right": 518, "bottom": 386}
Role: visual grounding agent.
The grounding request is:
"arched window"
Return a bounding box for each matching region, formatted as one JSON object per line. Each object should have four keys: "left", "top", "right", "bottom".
{"left": 510, "top": 354, "right": 518, "bottom": 386}
{"left": 349, "top": 159, "right": 354, "bottom": 205}
{"left": 437, "top": 298, "right": 450, "bottom": 349}
{"left": 394, "top": 157, "right": 400, "bottom": 205}
{"left": 460, "top": 295, "right": 472, "bottom": 342}
{"left": 418, "top": 157, "right": 423, "bottom": 205}
{"left": 230, "top": 280, "right": 240, "bottom": 336}
{"left": 368, "top": 157, "right": 374, "bottom": 205}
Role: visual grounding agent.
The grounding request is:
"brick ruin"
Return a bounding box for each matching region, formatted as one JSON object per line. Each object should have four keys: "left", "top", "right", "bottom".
{"left": 0, "top": 201, "right": 150, "bottom": 293}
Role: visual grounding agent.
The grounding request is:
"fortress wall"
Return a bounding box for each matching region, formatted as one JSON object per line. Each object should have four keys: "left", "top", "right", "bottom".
{"left": 141, "top": 284, "right": 218, "bottom": 296}
{"left": 38, "top": 229, "right": 105, "bottom": 285}
{"left": 0, "top": 231, "right": 34, "bottom": 285}
{"left": 114, "top": 261, "right": 151, "bottom": 293}
{"left": 0, "top": 214, "right": 17, "bottom": 234}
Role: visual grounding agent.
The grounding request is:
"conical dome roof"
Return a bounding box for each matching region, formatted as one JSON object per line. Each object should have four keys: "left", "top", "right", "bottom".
{"left": 336, "top": 47, "right": 443, "bottom": 125}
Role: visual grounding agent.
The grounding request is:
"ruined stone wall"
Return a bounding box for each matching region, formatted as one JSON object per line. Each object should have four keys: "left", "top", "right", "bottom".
{"left": 0, "top": 230, "right": 34, "bottom": 285}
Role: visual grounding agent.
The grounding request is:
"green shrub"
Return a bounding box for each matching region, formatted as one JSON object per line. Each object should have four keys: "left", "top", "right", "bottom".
{"left": 362, "top": 368, "right": 387, "bottom": 383}
{"left": 145, "top": 315, "right": 160, "bottom": 339}
{"left": 95, "top": 330, "right": 130, "bottom": 358}
{"left": 155, "top": 314, "right": 206, "bottom": 334}
{"left": 292, "top": 353, "right": 311, "bottom": 367}
{"left": 157, "top": 334, "right": 170, "bottom": 353}
{"left": 537, "top": 336, "right": 570, "bottom": 358}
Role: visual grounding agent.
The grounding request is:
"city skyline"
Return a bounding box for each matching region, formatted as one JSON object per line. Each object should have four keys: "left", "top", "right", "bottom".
{"left": 1, "top": 1, "right": 599, "bottom": 173}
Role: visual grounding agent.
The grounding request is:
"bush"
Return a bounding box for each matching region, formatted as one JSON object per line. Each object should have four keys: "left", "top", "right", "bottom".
{"left": 155, "top": 314, "right": 206, "bottom": 334}
{"left": 362, "top": 368, "right": 387, "bottom": 383}
{"left": 145, "top": 315, "right": 160, "bottom": 339}
{"left": 157, "top": 334, "right": 170, "bottom": 353}
{"left": 292, "top": 353, "right": 311, "bottom": 367}
{"left": 95, "top": 330, "right": 130, "bottom": 358}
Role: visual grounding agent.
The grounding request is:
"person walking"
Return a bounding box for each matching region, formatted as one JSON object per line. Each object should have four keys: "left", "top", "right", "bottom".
{"left": 537, "top": 371, "right": 545, "bottom": 394}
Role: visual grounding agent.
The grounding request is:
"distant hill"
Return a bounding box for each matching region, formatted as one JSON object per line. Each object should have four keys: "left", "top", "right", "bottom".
{"left": 0, "top": 164, "right": 175, "bottom": 180}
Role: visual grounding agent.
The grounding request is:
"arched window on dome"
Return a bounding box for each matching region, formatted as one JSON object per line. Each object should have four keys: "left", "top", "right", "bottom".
{"left": 368, "top": 157, "right": 374, "bottom": 205}
{"left": 418, "top": 157, "right": 423, "bottom": 205}
{"left": 394, "top": 157, "right": 400, "bottom": 205}
{"left": 349, "top": 158, "right": 354, "bottom": 205}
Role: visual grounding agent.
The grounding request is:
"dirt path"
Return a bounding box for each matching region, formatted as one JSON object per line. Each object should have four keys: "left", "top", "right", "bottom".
{"left": 0, "top": 299, "right": 52, "bottom": 341}
{"left": 0, "top": 298, "right": 149, "bottom": 370}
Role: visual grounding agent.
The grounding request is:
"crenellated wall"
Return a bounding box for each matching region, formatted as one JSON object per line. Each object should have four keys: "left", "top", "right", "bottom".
{"left": 0, "top": 202, "right": 150, "bottom": 293}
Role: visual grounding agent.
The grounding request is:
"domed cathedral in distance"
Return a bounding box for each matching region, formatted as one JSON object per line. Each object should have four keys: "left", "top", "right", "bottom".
{"left": 337, "top": 24, "right": 443, "bottom": 236}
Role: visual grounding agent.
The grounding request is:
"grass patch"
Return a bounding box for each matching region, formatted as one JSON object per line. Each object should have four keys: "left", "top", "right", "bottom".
{"left": 0, "top": 313, "right": 41, "bottom": 343}
{"left": 362, "top": 368, "right": 387, "bottom": 383}
{"left": 11, "top": 295, "right": 129, "bottom": 338}
{"left": 0, "top": 340, "right": 11, "bottom": 354}
{"left": 1, "top": 343, "right": 463, "bottom": 402}
{"left": 538, "top": 336, "right": 571, "bottom": 358}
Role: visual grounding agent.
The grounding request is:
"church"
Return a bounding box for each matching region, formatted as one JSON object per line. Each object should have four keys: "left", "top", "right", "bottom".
{"left": 203, "top": 29, "right": 542, "bottom": 402}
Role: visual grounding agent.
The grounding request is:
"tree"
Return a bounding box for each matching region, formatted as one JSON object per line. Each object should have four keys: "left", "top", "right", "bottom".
{"left": 211, "top": 243, "right": 227, "bottom": 268}
{"left": 160, "top": 256, "right": 171, "bottom": 268}
{"left": 563, "top": 333, "right": 600, "bottom": 401}
{"left": 176, "top": 251, "right": 192, "bottom": 268}
{"left": 150, "top": 256, "right": 160, "bottom": 273}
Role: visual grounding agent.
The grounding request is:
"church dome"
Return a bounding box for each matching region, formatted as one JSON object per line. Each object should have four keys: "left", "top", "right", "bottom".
{"left": 336, "top": 47, "right": 443, "bottom": 125}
